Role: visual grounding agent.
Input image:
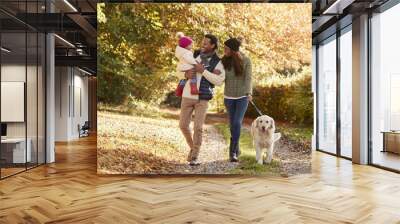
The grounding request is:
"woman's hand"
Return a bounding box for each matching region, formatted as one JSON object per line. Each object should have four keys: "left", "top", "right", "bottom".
{"left": 247, "top": 95, "right": 253, "bottom": 102}
{"left": 194, "top": 63, "right": 205, "bottom": 73}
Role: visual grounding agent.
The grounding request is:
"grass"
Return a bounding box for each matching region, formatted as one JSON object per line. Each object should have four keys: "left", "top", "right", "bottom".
{"left": 276, "top": 122, "right": 312, "bottom": 144}
{"left": 214, "top": 123, "right": 281, "bottom": 175}
{"left": 98, "top": 102, "right": 168, "bottom": 119}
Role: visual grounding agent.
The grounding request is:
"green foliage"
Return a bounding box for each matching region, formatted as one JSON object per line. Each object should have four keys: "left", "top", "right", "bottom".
{"left": 208, "top": 85, "right": 225, "bottom": 113}
{"left": 98, "top": 3, "right": 186, "bottom": 104}
{"left": 206, "top": 66, "right": 313, "bottom": 126}
{"left": 285, "top": 75, "right": 314, "bottom": 125}
{"left": 247, "top": 66, "right": 313, "bottom": 125}
{"left": 97, "top": 23, "right": 132, "bottom": 105}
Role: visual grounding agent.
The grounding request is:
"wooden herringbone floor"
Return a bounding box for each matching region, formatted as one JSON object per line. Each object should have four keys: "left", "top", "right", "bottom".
{"left": 1, "top": 135, "right": 400, "bottom": 224}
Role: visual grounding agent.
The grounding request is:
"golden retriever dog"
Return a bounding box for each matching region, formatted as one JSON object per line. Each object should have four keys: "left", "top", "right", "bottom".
{"left": 251, "top": 115, "right": 281, "bottom": 164}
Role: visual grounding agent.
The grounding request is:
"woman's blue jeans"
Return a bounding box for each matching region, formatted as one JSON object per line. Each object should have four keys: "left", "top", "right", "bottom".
{"left": 224, "top": 97, "right": 249, "bottom": 146}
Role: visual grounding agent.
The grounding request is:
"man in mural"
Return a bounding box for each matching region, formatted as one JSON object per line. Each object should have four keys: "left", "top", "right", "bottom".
{"left": 178, "top": 34, "right": 225, "bottom": 166}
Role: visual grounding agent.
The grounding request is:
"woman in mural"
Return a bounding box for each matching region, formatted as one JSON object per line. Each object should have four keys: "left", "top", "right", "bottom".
{"left": 222, "top": 37, "right": 253, "bottom": 162}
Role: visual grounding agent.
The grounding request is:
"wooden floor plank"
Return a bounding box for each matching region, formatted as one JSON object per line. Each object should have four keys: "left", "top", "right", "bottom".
{"left": 0, "top": 135, "right": 399, "bottom": 223}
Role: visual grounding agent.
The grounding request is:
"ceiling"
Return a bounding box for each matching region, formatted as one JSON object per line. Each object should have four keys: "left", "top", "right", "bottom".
{"left": 0, "top": 0, "right": 97, "bottom": 75}
{"left": 312, "top": 0, "right": 391, "bottom": 43}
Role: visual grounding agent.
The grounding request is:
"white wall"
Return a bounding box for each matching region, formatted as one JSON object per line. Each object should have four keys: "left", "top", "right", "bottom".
{"left": 55, "top": 67, "right": 89, "bottom": 141}
{"left": 72, "top": 72, "right": 89, "bottom": 138}
{"left": 55, "top": 66, "right": 70, "bottom": 141}
{"left": 1, "top": 64, "right": 25, "bottom": 81}
{"left": 1, "top": 65, "right": 26, "bottom": 139}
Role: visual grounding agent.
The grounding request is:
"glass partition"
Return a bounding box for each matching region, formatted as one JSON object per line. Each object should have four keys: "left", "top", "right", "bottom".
{"left": 317, "top": 35, "right": 337, "bottom": 154}
{"left": 339, "top": 26, "right": 352, "bottom": 158}
{"left": 370, "top": 4, "right": 400, "bottom": 171}
{"left": 0, "top": 1, "right": 46, "bottom": 179}
{"left": 1, "top": 30, "right": 28, "bottom": 177}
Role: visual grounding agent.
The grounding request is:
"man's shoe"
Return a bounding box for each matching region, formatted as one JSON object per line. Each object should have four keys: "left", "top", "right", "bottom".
{"left": 189, "top": 159, "right": 200, "bottom": 166}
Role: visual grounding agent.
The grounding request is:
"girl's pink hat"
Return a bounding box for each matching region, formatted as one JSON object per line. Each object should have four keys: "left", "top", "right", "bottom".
{"left": 177, "top": 32, "right": 192, "bottom": 48}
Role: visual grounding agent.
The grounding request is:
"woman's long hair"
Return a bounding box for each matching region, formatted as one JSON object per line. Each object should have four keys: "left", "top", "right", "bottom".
{"left": 221, "top": 51, "right": 244, "bottom": 76}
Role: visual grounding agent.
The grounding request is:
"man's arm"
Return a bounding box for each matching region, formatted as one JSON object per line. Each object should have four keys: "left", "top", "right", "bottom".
{"left": 198, "top": 61, "right": 225, "bottom": 86}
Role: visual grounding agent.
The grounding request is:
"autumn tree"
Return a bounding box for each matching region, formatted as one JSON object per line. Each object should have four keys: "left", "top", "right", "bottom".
{"left": 97, "top": 3, "right": 311, "bottom": 104}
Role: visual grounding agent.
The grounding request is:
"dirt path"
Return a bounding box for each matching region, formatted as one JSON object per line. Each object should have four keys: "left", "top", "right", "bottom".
{"left": 172, "top": 124, "right": 238, "bottom": 174}
{"left": 97, "top": 111, "right": 238, "bottom": 174}
{"left": 98, "top": 108, "right": 311, "bottom": 176}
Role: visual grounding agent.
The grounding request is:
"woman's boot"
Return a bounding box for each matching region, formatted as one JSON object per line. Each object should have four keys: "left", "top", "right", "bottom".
{"left": 229, "top": 138, "right": 234, "bottom": 160}
{"left": 230, "top": 141, "right": 239, "bottom": 162}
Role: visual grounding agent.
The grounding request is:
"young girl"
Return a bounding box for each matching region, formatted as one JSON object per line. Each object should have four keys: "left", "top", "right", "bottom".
{"left": 175, "top": 32, "right": 199, "bottom": 96}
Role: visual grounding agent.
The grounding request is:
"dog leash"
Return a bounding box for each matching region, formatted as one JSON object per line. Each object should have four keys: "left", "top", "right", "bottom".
{"left": 250, "top": 100, "right": 263, "bottom": 116}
